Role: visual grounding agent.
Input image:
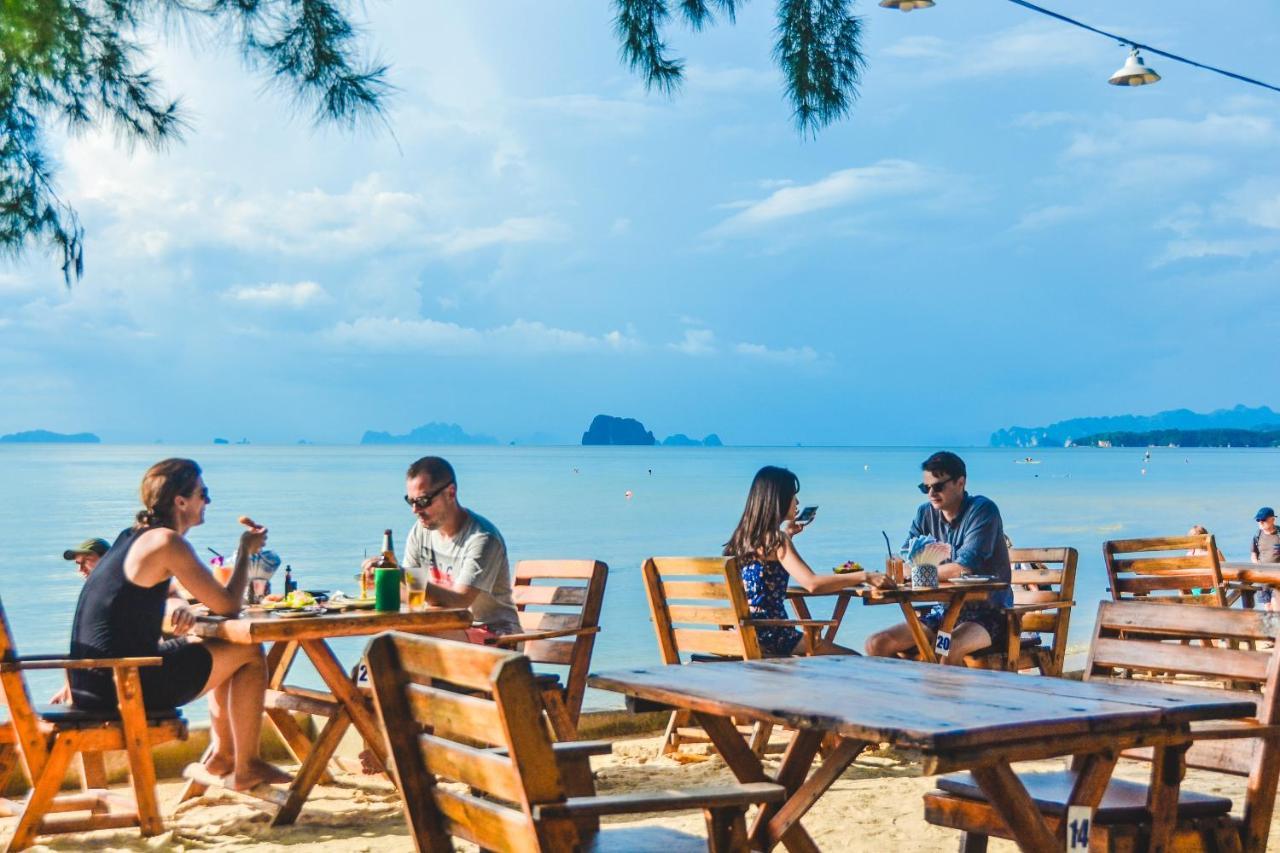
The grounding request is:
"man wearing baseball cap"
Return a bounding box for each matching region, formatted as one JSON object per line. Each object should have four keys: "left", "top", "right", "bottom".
{"left": 63, "top": 538, "right": 110, "bottom": 579}
{"left": 1252, "top": 508, "right": 1280, "bottom": 610}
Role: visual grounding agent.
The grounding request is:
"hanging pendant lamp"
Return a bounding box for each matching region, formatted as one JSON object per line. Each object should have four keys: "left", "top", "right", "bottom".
{"left": 879, "top": 0, "right": 935, "bottom": 11}
{"left": 1108, "top": 47, "right": 1161, "bottom": 87}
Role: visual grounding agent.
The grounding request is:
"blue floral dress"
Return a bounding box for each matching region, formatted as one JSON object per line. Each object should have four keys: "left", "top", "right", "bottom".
{"left": 740, "top": 559, "right": 802, "bottom": 655}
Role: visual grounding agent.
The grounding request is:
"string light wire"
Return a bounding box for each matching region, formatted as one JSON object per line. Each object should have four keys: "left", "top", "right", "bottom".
{"left": 1004, "top": 0, "right": 1280, "bottom": 94}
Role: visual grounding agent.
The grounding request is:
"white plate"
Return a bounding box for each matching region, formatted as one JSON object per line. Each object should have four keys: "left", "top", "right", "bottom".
{"left": 950, "top": 576, "right": 992, "bottom": 584}
{"left": 269, "top": 606, "right": 327, "bottom": 618}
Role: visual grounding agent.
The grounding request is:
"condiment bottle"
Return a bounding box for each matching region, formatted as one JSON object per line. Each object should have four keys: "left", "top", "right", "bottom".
{"left": 284, "top": 564, "right": 296, "bottom": 594}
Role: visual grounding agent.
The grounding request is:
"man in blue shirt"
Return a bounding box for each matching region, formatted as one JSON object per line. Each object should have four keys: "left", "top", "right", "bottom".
{"left": 865, "top": 451, "right": 1012, "bottom": 664}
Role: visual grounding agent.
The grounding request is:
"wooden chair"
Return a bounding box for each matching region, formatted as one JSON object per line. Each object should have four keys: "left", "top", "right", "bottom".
{"left": 364, "top": 630, "right": 784, "bottom": 852}
{"left": 0, "top": 597, "right": 187, "bottom": 851}
{"left": 924, "top": 600, "right": 1280, "bottom": 852}
{"left": 963, "top": 547, "right": 1078, "bottom": 676}
{"left": 1104, "top": 534, "right": 1227, "bottom": 606}
{"left": 641, "top": 557, "right": 835, "bottom": 756}
{"left": 490, "top": 559, "right": 607, "bottom": 741}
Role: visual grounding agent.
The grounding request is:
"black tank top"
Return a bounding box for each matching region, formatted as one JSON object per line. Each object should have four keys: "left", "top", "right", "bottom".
{"left": 68, "top": 527, "right": 171, "bottom": 705}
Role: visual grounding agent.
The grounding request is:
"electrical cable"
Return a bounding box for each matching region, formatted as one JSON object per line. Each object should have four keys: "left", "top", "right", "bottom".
{"left": 1004, "top": 0, "right": 1280, "bottom": 94}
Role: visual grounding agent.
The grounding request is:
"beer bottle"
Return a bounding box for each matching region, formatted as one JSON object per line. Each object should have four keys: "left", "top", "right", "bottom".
{"left": 379, "top": 529, "right": 398, "bottom": 569}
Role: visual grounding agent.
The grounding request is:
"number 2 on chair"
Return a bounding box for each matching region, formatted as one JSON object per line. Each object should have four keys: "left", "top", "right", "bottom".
{"left": 933, "top": 630, "right": 952, "bottom": 657}
{"left": 1067, "top": 805, "right": 1092, "bottom": 850}
{"left": 355, "top": 662, "right": 370, "bottom": 686}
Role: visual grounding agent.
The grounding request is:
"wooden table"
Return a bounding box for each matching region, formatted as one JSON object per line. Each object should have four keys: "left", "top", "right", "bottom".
{"left": 791, "top": 579, "right": 1007, "bottom": 662}
{"left": 184, "top": 607, "right": 470, "bottom": 824}
{"left": 1221, "top": 561, "right": 1280, "bottom": 607}
{"left": 591, "top": 655, "right": 1255, "bottom": 852}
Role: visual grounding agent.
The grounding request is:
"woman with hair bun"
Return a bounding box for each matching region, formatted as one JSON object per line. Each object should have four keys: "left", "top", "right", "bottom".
{"left": 724, "top": 466, "right": 889, "bottom": 655}
{"left": 69, "top": 458, "right": 289, "bottom": 790}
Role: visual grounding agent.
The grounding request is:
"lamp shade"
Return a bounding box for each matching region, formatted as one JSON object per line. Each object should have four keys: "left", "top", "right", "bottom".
{"left": 879, "top": 0, "right": 935, "bottom": 10}
{"left": 1108, "top": 48, "right": 1161, "bottom": 87}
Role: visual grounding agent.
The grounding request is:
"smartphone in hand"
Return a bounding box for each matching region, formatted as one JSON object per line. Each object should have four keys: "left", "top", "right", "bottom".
{"left": 795, "top": 505, "right": 818, "bottom": 525}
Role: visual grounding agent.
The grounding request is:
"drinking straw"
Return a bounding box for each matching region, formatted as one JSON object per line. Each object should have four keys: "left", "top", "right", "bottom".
{"left": 881, "top": 531, "right": 892, "bottom": 557}
{"left": 207, "top": 547, "right": 224, "bottom": 559}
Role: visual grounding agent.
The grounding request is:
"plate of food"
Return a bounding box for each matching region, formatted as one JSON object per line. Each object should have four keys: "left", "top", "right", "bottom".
{"left": 262, "top": 590, "right": 319, "bottom": 611}
{"left": 833, "top": 560, "right": 863, "bottom": 574}
{"left": 269, "top": 605, "right": 327, "bottom": 618}
{"left": 325, "top": 591, "right": 377, "bottom": 611}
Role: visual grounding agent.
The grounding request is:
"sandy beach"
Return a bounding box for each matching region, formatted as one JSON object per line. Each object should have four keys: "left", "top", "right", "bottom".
{"left": 6, "top": 730, "right": 1272, "bottom": 852}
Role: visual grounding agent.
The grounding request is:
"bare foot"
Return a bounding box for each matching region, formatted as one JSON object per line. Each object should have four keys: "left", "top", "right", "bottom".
{"left": 204, "top": 752, "right": 234, "bottom": 777}
{"left": 357, "top": 748, "right": 385, "bottom": 776}
{"left": 228, "top": 758, "right": 291, "bottom": 790}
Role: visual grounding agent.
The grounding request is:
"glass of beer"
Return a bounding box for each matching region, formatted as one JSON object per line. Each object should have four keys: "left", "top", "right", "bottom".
{"left": 405, "top": 572, "right": 427, "bottom": 611}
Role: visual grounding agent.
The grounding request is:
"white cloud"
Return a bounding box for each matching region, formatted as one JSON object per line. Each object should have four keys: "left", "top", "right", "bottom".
{"left": 1154, "top": 236, "right": 1280, "bottom": 266}
{"left": 326, "top": 316, "right": 640, "bottom": 355}
{"left": 433, "top": 217, "right": 567, "bottom": 255}
{"left": 685, "top": 65, "right": 775, "bottom": 94}
{"left": 1014, "top": 204, "right": 1087, "bottom": 231}
{"left": 734, "top": 343, "right": 819, "bottom": 364}
{"left": 226, "top": 281, "right": 329, "bottom": 308}
{"left": 708, "top": 160, "right": 937, "bottom": 237}
{"left": 669, "top": 329, "right": 716, "bottom": 356}
{"left": 1066, "top": 113, "right": 1277, "bottom": 160}
{"left": 880, "top": 36, "right": 949, "bottom": 60}
{"left": 881, "top": 23, "right": 1104, "bottom": 80}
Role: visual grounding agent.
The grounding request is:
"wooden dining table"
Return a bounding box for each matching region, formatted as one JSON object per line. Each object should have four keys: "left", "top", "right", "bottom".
{"left": 590, "top": 655, "right": 1256, "bottom": 852}
{"left": 1220, "top": 561, "right": 1280, "bottom": 607}
{"left": 183, "top": 606, "right": 471, "bottom": 825}
{"left": 789, "top": 578, "right": 1008, "bottom": 662}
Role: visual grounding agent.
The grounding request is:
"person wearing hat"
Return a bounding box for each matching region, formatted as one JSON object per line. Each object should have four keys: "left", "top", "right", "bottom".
{"left": 1251, "top": 508, "right": 1280, "bottom": 610}
{"left": 63, "top": 538, "right": 110, "bottom": 579}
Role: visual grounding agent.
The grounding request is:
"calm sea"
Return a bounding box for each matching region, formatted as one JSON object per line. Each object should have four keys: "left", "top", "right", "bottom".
{"left": 3, "top": 443, "right": 1276, "bottom": 719}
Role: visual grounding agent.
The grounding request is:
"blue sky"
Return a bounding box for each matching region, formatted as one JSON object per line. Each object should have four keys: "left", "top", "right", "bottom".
{"left": 2, "top": 1, "right": 1278, "bottom": 446}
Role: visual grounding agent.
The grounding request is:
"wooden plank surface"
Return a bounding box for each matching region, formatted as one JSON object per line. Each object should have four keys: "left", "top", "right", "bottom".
{"left": 1222, "top": 562, "right": 1280, "bottom": 585}
{"left": 192, "top": 607, "right": 470, "bottom": 643}
{"left": 589, "top": 656, "right": 1255, "bottom": 753}
{"left": 852, "top": 581, "right": 1008, "bottom": 604}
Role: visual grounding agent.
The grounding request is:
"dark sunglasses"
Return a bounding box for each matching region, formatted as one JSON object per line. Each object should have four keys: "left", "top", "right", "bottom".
{"left": 917, "top": 478, "right": 953, "bottom": 495}
{"left": 198, "top": 486, "right": 210, "bottom": 502}
{"left": 404, "top": 481, "right": 453, "bottom": 510}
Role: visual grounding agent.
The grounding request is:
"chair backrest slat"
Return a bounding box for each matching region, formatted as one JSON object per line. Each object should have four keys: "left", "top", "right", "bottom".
{"left": 1103, "top": 535, "right": 1226, "bottom": 606}
{"left": 407, "top": 683, "right": 506, "bottom": 747}
{"left": 642, "top": 557, "right": 760, "bottom": 663}
{"left": 0, "top": 597, "right": 48, "bottom": 781}
{"left": 366, "top": 632, "right": 578, "bottom": 853}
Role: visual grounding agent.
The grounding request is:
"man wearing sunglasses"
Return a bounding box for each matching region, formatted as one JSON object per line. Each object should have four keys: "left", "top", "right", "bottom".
{"left": 865, "top": 451, "right": 1012, "bottom": 663}
{"left": 382, "top": 455, "right": 520, "bottom": 643}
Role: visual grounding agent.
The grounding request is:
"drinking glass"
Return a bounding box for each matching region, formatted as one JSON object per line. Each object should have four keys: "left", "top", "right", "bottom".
{"left": 406, "top": 573, "right": 427, "bottom": 611}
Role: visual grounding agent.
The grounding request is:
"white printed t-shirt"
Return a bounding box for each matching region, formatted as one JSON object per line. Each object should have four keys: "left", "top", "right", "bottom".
{"left": 402, "top": 511, "right": 521, "bottom": 635}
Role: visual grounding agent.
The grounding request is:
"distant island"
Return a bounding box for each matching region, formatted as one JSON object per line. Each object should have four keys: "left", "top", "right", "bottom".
{"left": 0, "top": 429, "right": 99, "bottom": 444}
{"left": 582, "top": 415, "right": 655, "bottom": 446}
{"left": 581, "top": 415, "right": 724, "bottom": 446}
{"left": 992, "top": 405, "right": 1280, "bottom": 448}
{"left": 361, "top": 422, "right": 500, "bottom": 446}
{"left": 1074, "top": 429, "right": 1280, "bottom": 448}
{"left": 662, "top": 433, "right": 723, "bottom": 447}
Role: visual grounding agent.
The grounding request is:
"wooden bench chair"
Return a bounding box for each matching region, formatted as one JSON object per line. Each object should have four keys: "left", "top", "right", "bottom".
{"left": 490, "top": 559, "right": 607, "bottom": 741}
{"left": 0, "top": 597, "right": 187, "bottom": 851}
{"left": 1105, "top": 534, "right": 1227, "bottom": 606}
{"left": 963, "top": 547, "right": 1078, "bottom": 676}
{"left": 924, "top": 600, "right": 1280, "bottom": 852}
{"left": 641, "top": 556, "right": 835, "bottom": 756}
{"left": 364, "top": 630, "right": 784, "bottom": 852}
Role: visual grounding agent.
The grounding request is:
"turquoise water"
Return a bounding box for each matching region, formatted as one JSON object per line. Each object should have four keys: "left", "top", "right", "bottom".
{"left": 3, "top": 443, "right": 1277, "bottom": 717}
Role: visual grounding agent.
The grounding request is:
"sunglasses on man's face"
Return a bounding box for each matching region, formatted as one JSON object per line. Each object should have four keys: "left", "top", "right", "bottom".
{"left": 197, "top": 486, "right": 210, "bottom": 502}
{"left": 917, "top": 478, "right": 953, "bottom": 495}
{"left": 404, "top": 481, "right": 453, "bottom": 511}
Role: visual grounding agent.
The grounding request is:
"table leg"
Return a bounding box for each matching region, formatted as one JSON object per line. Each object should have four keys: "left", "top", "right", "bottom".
{"left": 969, "top": 760, "right": 1059, "bottom": 851}
{"left": 764, "top": 737, "right": 867, "bottom": 848}
{"left": 897, "top": 599, "right": 937, "bottom": 663}
{"left": 300, "top": 639, "right": 388, "bottom": 767}
{"left": 825, "top": 595, "right": 851, "bottom": 647}
{"left": 270, "top": 708, "right": 352, "bottom": 827}
{"left": 694, "top": 713, "right": 821, "bottom": 853}
{"left": 1147, "top": 742, "right": 1189, "bottom": 852}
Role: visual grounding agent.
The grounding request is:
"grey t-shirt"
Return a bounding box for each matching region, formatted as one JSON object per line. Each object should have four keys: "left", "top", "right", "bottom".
{"left": 402, "top": 511, "right": 520, "bottom": 634}
{"left": 1253, "top": 530, "right": 1280, "bottom": 564}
